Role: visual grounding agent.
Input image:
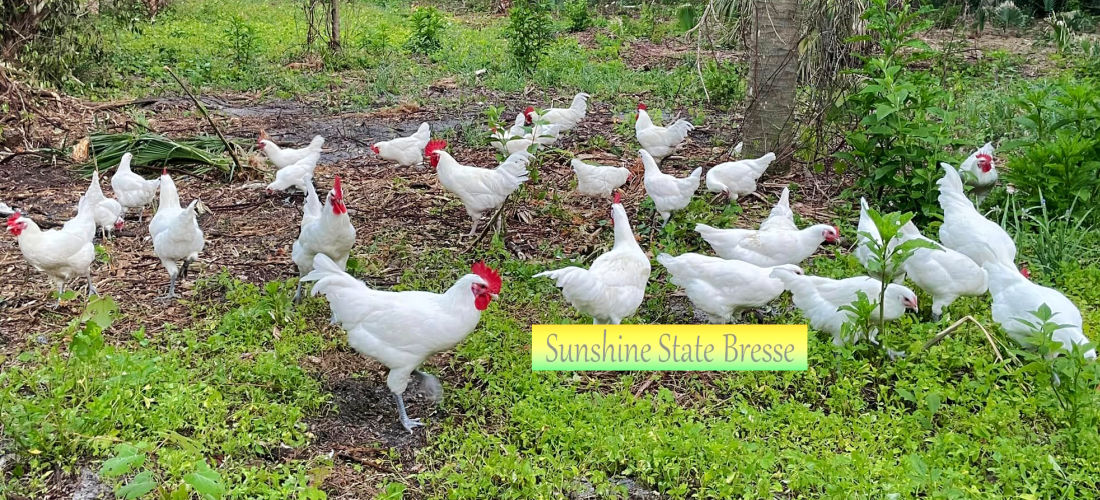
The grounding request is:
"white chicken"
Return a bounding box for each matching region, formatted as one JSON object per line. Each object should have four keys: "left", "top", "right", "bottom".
{"left": 640, "top": 149, "right": 701, "bottom": 224}
{"left": 258, "top": 133, "right": 324, "bottom": 170}
{"left": 704, "top": 152, "right": 776, "bottom": 201}
{"left": 490, "top": 112, "right": 530, "bottom": 155}
{"left": 695, "top": 189, "right": 839, "bottom": 267}
{"left": 854, "top": 197, "right": 918, "bottom": 283}
{"left": 531, "top": 92, "right": 589, "bottom": 131}
{"left": 7, "top": 207, "right": 97, "bottom": 307}
{"left": 634, "top": 103, "right": 694, "bottom": 161}
{"left": 937, "top": 162, "right": 1016, "bottom": 267}
{"left": 82, "top": 170, "right": 124, "bottom": 239}
{"left": 266, "top": 150, "right": 322, "bottom": 194}
{"left": 897, "top": 228, "right": 987, "bottom": 321}
{"left": 571, "top": 158, "right": 632, "bottom": 197}
{"left": 303, "top": 254, "right": 502, "bottom": 431}
{"left": 770, "top": 268, "right": 919, "bottom": 347}
{"left": 957, "top": 142, "right": 997, "bottom": 206}
{"left": 292, "top": 176, "right": 356, "bottom": 303}
{"left": 428, "top": 140, "right": 533, "bottom": 236}
{"left": 371, "top": 122, "right": 431, "bottom": 167}
{"left": 984, "top": 260, "right": 1095, "bottom": 359}
{"left": 535, "top": 192, "right": 651, "bottom": 324}
{"left": 149, "top": 170, "right": 205, "bottom": 299}
{"left": 657, "top": 252, "right": 801, "bottom": 323}
{"left": 110, "top": 153, "right": 160, "bottom": 222}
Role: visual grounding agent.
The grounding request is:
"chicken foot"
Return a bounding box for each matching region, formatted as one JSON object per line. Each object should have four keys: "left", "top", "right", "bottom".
{"left": 393, "top": 392, "right": 423, "bottom": 433}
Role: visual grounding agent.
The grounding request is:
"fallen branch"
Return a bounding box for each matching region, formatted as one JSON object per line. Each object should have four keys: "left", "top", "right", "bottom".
{"left": 920, "top": 315, "right": 1004, "bottom": 363}
{"left": 163, "top": 66, "right": 243, "bottom": 182}
{"left": 463, "top": 195, "right": 510, "bottom": 253}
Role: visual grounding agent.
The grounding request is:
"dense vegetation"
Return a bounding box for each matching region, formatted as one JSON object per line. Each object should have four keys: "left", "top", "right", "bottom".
{"left": 3, "top": 0, "right": 1100, "bottom": 498}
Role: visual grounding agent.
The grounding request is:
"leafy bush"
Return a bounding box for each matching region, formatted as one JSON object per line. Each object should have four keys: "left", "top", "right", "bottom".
{"left": 406, "top": 6, "right": 445, "bottom": 55}
{"left": 3, "top": 0, "right": 108, "bottom": 88}
{"left": 506, "top": 0, "right": 554, "bottom": 71}
{"left": 564, "top": 0, "right": 591, "bottom": 33}
{"left": 992, "top": 1, "right": 1030, "bottom": 33}
{"left": 222, "top": 15, "right": 259, "bottom": 70}
{"left": 702, "top": 61, "right": 745, "bottom": 105}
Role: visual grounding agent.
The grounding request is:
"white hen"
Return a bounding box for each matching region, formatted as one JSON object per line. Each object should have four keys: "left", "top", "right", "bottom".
{"left": 304, "top": 254, "right": 501, "bottom": 431}
{"left": 83, "top": 170, "right": 124, "bottom": 239}
{"left": 535, "top": 193, "right": 651, "bottom": 324}
{"left": 957, "top": 142, "right": 997, "bottom": 207}
{"left": 371, "top": 122, "right": 431, "bottom": 167}
{"left": 984, "top": 261, "right": 1095, "bottom": 359}
{"left": 635, "top": 103, "right": 694, "bottom": 161}
{"left": 705, "top": 152, "right": 776, "bottom": 201}
{"left": 7, "top": 207, "right": 97, "bottom": 306}
{"left": 854, "top": 197, "right": 918, "bottom": 283}
{"left": 658, "top": 252, "right": 801, "bottom": 323}
{"left": 266, "top": 149, "right": 322, "bottom": 194}
{"left": 110, "top": 153, "right": 160, "bottom": 222}
{"left": 150, "top": 171, "right": 204, "bottom": 299}
{"left": 258, "top": 133, "right": 324, "bottom": 170}
{"left": 428, "top": 140, "right": 533, "bottom": 236}
{"left": 292, "top": 176, "right": 356, "bottom": 303}
{"left": 640, "top": 149, "right": 701, "bottom": 224}
{"left": 938, "top": 162, "right": 1016, "bottom": 267}
{"left": 533, "top": 92, "right": 589, "bottom": 131}
{"left": 571, "top": 159, "right": 632, "bottom": 197}
{"left": 897, "top": 228, "right": 987, "bottom": 320}
{"left": 771, "top": 268, "right": 919, "bottom": 346}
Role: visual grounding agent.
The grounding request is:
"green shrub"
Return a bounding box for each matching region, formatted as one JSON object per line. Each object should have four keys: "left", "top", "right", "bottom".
{"left": 564, "top": 0, "right": 591, "bottom": 33}
{"left": 406, "top": 6, "right": 445, "bottom": 55}
{"left": 506, "top": 0, "right": 554, "bottom": 71}
{"left": 702, "top": 61, "right": 745, "bottom": 105}
{"left": 221, "top": 15, "right": 259, "bottom": 70}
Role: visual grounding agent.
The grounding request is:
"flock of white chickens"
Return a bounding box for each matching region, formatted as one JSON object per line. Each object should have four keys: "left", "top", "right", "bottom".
{"left": 4, "top": 93, "right": 1095, "bottom": 432}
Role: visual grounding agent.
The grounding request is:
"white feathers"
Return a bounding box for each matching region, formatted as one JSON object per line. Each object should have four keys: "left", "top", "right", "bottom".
{"left": 640, "top": 149, "right": 700, "bottom": 224}
{"left": 705, "top": 152, "right": 776, "bottom": 201}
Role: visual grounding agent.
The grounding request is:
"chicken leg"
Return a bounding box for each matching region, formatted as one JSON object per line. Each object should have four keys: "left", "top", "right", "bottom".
{"left": 86, "top": 274, "right": 98, "bottom": 297}
{"left": 465, "top": 218, "right": 480, "bottom": 238}
{"left": 51, "top": 280, "right": 65, "bottom": 309}
{"left": 293, "top": 280, "right": 305, "bottom": 303}
{"left": 393, "top": 392, "right": 422, "bottom": 432}
{"left": 158, "top": 261, "right": 180, "bottom": 301}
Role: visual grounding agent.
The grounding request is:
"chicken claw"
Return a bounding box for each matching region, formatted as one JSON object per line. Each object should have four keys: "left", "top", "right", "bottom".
{"left": 393, "top": 393, "right": 423, "bottom": 433}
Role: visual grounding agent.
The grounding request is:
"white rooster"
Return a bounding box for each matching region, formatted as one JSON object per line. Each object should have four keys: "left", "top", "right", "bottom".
{"left": 110, "top": 153, "right": 160, "bottom": 222}
{"left": 371, "top": 122, "right": 431, "bottom": 167}
{"left": 696, "top": 188, "right": 840, "bottom": 267}
{"left": 571, "top": 158, "right": 632, "bottom": 197}
{"left": 149, "top": 170, "right": 205, "bottom": 299}
{"left": 771, "top": 268, "right": 919, "bottom": 347}
{"left": 303, "top": 254, "right": 502, "bottom": 431}
{"left": 428, "top": 140, "right": 533, "bottom": 236}
{"left": 535, "top": 192, "right": 651, "bottom": 324}
{"left": 984, "top": 260, "right": 1095, "bottom": 359}
{"left": 258, "top": 133, "right": 325, "bottom": 170}
{"left": 640, "top": 149, "right": 701, "bottom": 224}
{"left": 704, "top": 152, "right": 776, "bottom": 201}
{"left": 293, "top": 176, "right": 356, "bottom": 303}
{"left": 957, "top": 142, "right": 997, "bottom": 206}
{"left": 938, "top": 162, "right": 1016, "bottom": 267}
{"left": 635, "top": 103, "right": 694, "bottom": 161}
{"left": 658, "top": 252, "right": 801, "bottom": 323}
{"left": 897, "top": 228, "right": 987, "bottom": 321}
{"left": 83, "top": 170, "right": 125, "bottom": 239}
{"left": 7, "top": 207, "right": 97, "bottom": 307}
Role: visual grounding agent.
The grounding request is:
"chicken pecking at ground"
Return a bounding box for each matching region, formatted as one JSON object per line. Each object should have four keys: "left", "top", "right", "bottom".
{"left": 149, "top": 169, "right": 205, "bottom": 299}
{"left": 293, "top": 176, "right": 355, "bottom": 304}
{"left": 897, "top": 227, "right": 987, "bottom": 321}
{"left": 258, "top": 132, "right": 325, "bottom": 170}
{"left": 640, "top": 149, "right": 701, "bottom": 225}
{"left": 266, "top": 149, "right": 322, "bottom": 195}
{"left": 696, "top": 187, "right": 840, "bottom": 267}
{"left": 854, "top": 197, "right": 917, "bottom": 283}
{"left": 303, "top": 254, "right": 502, "bottom": 432}
{"left": 571, "top": 158, "right": 632, "bottom": 197}
{"left": 83, "top": 169, "right": 124, "bottom": 239}
{"left": 110, "top": 152, "right": 160, "bottom": 223}
{"left": 937, "top": 162, "right": 1016, "bottom": 267}
{"left": 770, "top": 267, "right": 918, "bottom": 350}
{"left": 428, "top": 139, "right": 533, "bottom": 237}
{"left": 705, "top": 152, "right": 776, "bottom": 202}
{"left": 658, "top": 252, "right": 801, "bottom": 324}
{"left": 371, "top": 122, "right": 432, "bottom": 167}
{"left": 7, "top": 205, "right": 97, "bottom": 307}
{"left": 985, "top": 261, "right": 1096, "bottom": 360}
{"left": 634, "top": 102, "right": 694, "bottom": 162}
{"left": 535, "top": 192, "right": 651, "bottom": 325}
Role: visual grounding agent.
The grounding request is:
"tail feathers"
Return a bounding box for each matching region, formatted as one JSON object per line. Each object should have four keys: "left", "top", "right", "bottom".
{"left": 859, "top": 197, "right": 869, "bottom": 213}
{"left": 301, "top": 253, "right": 369, "bottom": 298}
{"left": 309, "top": 135, "right": 325, "bottom": 151}
{"left": 695, "top": 223, "right": 718, "bottom": 236}
{"left": 769, "top": 267, "right": 802, "bottom": 288}
{"left": 497, "top": 151, "right": 533, "bottom": 179}
{"left": 937, "top": 162, "right": 965, "bottom": 195}
{"left": 750, "top": 153, "right": 776, "bottom": 176}
{"left": 666, "top": 120, "right": 694, "bottom": 142}
{"left": 687, "top": 167, "right": 703, "bottom": 182}
{"left": 414, "top": 122, "right": 431, "bottom": 141}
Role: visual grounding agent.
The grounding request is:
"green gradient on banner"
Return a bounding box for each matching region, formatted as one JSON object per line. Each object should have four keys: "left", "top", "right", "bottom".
{"left": 532, "top": 324, "right": 808, "bottom": 371}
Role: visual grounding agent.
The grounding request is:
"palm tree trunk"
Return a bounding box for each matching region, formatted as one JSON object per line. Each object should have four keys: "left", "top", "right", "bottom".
{"left": 328, "top": 0, "right": 341, "bottom": 52}
{"left": 742, "top": 0, "right": 800, "bottom": 174}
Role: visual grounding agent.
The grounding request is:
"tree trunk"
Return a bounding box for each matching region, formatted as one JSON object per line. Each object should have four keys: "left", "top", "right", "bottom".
{"left": 328, "top": 0, "right": 341, "bottom": 52}
{"left": 742, "top": 0, "right": 800, "bottom": 174}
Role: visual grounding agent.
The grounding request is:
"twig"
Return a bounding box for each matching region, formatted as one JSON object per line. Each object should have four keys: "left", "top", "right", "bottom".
{"left": 463, "top": 196, "right": 510, "bottom": 253}
{"left": 633, "top": 373, "right": 661, "bottom": 398}
{"left": 162, "top": 66, "right": 243, "bottom": 182}
{"left": 920, "top": 315, "right": 1004, "bottom": 363}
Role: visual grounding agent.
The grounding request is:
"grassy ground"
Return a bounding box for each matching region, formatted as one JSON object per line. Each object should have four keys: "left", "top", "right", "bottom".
{"left": 2, "top": 0, "right": 1100, "bottom": 498}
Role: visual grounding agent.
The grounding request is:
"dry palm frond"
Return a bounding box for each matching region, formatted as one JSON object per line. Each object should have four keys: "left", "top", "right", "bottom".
{"left": 74, "top": 132, "right": 244, "bottom": 178}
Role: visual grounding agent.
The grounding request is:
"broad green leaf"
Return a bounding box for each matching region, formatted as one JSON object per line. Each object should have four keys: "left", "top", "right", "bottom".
{"left": 100, "top": 444, "right": 146, "bottom": 478}
{"left": 116, "top": 470, "right": 157, "bottom": 499}
{"left": 184, "top": 461, "right": 225, "bottom": 499}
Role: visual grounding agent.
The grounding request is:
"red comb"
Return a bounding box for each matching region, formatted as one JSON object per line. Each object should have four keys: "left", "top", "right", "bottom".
{"left": 613, "top": 192, "right": 621, "bottom": 204}
{"left": 523, "top": 106, "right": 534, "bottom": 115}
{"left": 637, "top": 102, "right": 647, "bottom": 110}
{"left": 6, "top": 211, "right": 21, "bottom": 226}
{"left": 424, "top": 139, "right": 447, "bottom": 155}
{"left": 1020, "top": 265, "right": 1031, "bottom": 279}
{"left": 976, "top": 153, "right": 993, "bottom": 162}
{"left": 162, "top": 167, "right": 167, "bottom": 175}
{"left": 471, "top": 261, "right": 502, "bottom": 294}
{"left": 334, "top": 176, "right": 343, "bottom": 198}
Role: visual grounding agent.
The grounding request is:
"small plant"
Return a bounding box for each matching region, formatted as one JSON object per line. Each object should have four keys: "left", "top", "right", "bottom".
{"left": 992, "top": 2, "right": 1030, "bottom": 34}
{"left": 406, "top": 7, "right": 445, "bottom": 55}
{"left": 222, "top": 15, "right": 259, "bottom": 70}
{"left": 1015, "top": 304, "right": 1100, "bottom": 435}
{"left": 506, "top": 0, "right": 554, "bottom": 71}
{"left": 564, "top": 0, "right": 591, "bottom": 33}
